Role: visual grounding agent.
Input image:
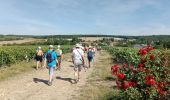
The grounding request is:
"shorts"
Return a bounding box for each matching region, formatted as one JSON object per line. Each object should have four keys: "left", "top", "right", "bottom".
{"left": 74, "top": 64, "right": 82, "bottom": 71}
{"left": 48, "top": 66, "right": 56, "bottom": 76}
{"left": 88, "top": 56, "right": 93, "bottom": 62}
{"left": 36, "top": 55, "right": 43, "bottom": 62}
{"left": 74, "top": 59, "right": 83, "bottom": 71}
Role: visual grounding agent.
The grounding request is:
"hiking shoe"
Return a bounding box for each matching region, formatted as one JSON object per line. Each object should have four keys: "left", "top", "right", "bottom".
{"left": 77, "top": 79, "right": 80, "bottom": 82}
{"left": 48, "top": 81, "right": 52, "bottom": 86}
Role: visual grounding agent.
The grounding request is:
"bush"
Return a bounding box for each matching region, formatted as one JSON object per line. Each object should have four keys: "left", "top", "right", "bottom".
{"left": 108, "top": 46, "right": 169, "bottom": 99}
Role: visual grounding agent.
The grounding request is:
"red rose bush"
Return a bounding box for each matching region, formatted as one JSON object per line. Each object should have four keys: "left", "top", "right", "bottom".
{"left": 109, "top": 45, "right": 169, "bottom": 99}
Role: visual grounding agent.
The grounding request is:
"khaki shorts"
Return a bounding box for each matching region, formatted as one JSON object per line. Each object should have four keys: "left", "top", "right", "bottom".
{"left": 74, "top": 59, "right": 83, "bottom": 71}
{"left": 74, "top": 64, "right": 83, "bottom": 71}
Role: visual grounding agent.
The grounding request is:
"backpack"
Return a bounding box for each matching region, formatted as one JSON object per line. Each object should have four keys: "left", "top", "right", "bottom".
{"left": 87, "top": 51, "right": 93, "bottom": 58}
{"left": 46, "top": 51, "right": 53, "bottom": 63}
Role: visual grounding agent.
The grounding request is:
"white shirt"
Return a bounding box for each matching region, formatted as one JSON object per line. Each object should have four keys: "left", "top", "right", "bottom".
{"left": 72, "top": 48, "right": 84, "bottom": 61}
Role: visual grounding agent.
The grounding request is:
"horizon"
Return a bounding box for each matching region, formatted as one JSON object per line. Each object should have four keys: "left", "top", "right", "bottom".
{"left": 0, "top": 0, "right": 170, "bottom": 35}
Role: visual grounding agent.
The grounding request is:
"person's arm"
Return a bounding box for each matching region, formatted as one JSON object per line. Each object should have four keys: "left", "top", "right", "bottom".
{"left": 81, "top": 50, "right": 85, "bottom": 65}
{"left": 43, "top": 52, "right": 47, "bottom": 68}
{"left": 72, "top": 52, "right": 74, "bottom": 64}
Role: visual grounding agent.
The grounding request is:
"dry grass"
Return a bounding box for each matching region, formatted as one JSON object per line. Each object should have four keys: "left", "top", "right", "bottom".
{"left": 0, "top": 60, "right": 36, "bottom": 81}
{"left": 76, "top": 51, "right": 118, "bottom": 100}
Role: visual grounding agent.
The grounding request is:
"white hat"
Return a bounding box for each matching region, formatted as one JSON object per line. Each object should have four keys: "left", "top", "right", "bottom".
{"left": 49, "top": 45, "right": 54, "bottom": 48}
{"left": 38, "top": 46, "right": 41, "bottom": 49}
{"left": 57, "top": 45, "right": 60, "bottom": 48}
{"left": 75, "top": 43, "right": 81, "bottom": 48}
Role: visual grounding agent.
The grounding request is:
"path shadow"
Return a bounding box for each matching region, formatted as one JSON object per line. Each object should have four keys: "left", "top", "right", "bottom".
{"left": 56, "top": 76, "right": 75, "bottom": 84}
{"left": 32, "top": 65, "right": 37, "bottom": 70}
{"left": 33, "top": 78, "right": 48, "bottom": 85}
{"left": 69, "top": 65, "right": 74, "bottom": 67}
{"left": 105, "top": 76, "right": 116, "bottom": 81}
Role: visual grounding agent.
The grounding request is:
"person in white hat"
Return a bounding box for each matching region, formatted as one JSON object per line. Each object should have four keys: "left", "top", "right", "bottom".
{"left": 44, "top": 45, "right": 58, "bottom": 86}
{"left": 72, "top": 43, "right": 85, "bottom": 82}
{"left": 34, "top": 46, "right": 43, "bottom": 70}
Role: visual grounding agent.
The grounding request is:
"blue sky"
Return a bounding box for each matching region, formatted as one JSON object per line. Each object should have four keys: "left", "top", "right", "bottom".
{"left": 0, "top": 0, "right": 170, "bottom": 35}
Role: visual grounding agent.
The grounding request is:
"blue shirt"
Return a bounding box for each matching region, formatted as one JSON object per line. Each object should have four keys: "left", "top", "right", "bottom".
{"left": 45, "top": 50, "right": 57, "bottom": 67}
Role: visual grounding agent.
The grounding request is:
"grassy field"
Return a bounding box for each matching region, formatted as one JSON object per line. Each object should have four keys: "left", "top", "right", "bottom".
{"left": 0, "top": 60, "right": 35, "bottom": 81}
{"left": 75, "top": 51, "right": 119, "bottom": 100}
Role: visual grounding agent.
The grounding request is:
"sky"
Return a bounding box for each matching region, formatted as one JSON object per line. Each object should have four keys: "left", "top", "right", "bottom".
{"left": 0, "top": 0, "right": 170, "bottom": 36}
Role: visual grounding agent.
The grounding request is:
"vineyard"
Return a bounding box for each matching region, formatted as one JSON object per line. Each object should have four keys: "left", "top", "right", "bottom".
{"left": 0, "top": 45, "right": 72, "bottom": 67}
{"left": 104, "top": 46, "right": 170, "bottom": 99}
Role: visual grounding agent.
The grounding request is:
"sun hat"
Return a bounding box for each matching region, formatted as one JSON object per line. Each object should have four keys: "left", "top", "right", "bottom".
{"left": 49, "top": 45, "right": 54, "bottom": 48}
{"left": 38, "top": 46, "right": 41, "bottom": 49}
{"left": 75, "top": 43, "right": 81, "bottom": 48}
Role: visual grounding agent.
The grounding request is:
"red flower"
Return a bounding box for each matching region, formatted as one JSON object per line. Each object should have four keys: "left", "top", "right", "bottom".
{"left": 159, "top": 90, "right": 167, "bottom": 95}
{"left": 123, "top": 81, "right": 130, "bottom": 89}
{"left": 150, "top": 54, "right": 155, "bottom": 60}
{"left": 138, "top": 64, "right": 145, "bottom": 72}
{"left": 139, "top": 45, "right": 154, "bottom": 55}
{"left": 111, "top": 65, "right": 119, "bottom": 75}
{"left": 138, "top": 64, "right": 145, "bottom": 68}
{"left": 117, "top": 73, "right": 125, "bottom": 80}
{"left": 139, "top": 49, "right": 147, "bottom": 55}
{"left": 150, "top": 79, "right": 156, "bottom": 85}
{"left": 128, "top": 81, "right": 137, "bottom": 87}
{"left": 157, "top": 81, "right": 166, "bottom": 88}
{"left": 156, "top": 81, "right": 167, "bottom": 95}
{"left": 145, "top": 75, "right": 156, "bottom": 85}
{"left": 146, "top": 45, "right": 153, "bottom": 52}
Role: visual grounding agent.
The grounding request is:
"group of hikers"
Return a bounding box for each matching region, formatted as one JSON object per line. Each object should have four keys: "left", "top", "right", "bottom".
{"left": 34, "top": 44, "right": 96, "bottom": 86}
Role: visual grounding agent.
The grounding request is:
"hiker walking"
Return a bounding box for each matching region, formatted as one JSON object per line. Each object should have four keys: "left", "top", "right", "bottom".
{"left": 56, "top": 45, "right": 62, "bottom": 70}
{"left": 72, "top": 44, "right": 84, "bottom": 82}
{"left": 34, "top": 46, "right": 43, "bottom": 70}
{"left": 44, "top": 45, "right": 58, "bottom": 86}
{"left": 87, "top": 46, "right": 94, "bottom": 68}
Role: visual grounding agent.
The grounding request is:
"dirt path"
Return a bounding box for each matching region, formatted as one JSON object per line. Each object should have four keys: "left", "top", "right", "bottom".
{"left": 0, "top": 52, "right": 100, "bottom": 100}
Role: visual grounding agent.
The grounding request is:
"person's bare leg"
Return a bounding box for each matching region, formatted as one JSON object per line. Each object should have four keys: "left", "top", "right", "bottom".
{"left": 74, "top": 70, "right": 77, "bottom": 81}
{"left": 88, "top": 61, "right": 90, "bottom": 68}
{"left": 78, "top": 70, "right": 80, "bottom": 81}
{"left": 48, "top": 67, "right": 54, "bottom": 86}
{"left": 36, "top": 61, "right": 39, "bottom": 70}
{"left": 40, "top": 62, "right": 42, "bottom": 68}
